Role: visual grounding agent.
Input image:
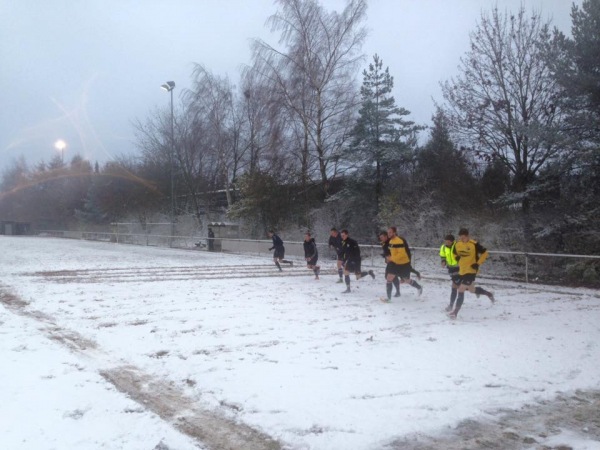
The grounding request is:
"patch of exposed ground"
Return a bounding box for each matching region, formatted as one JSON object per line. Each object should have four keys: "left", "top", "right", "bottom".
{"left": 101, "top": 366, "right": 281, "bottom": 450}
{"left": 387, "top": 390, "right": 600, "bottom": 450}
{"left": 1, "top": 287, "right": 97, "bottom": 352}
{"left": 0, "top": 290, "right": 29, "bottom": 309}
{"left": 26, "top": 265, "right": 337, "bottom": 283}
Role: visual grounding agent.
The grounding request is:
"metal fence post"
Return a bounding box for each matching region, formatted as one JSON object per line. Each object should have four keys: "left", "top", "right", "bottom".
{"left": 525, "top": 253, "right": 529, "bottom": 284}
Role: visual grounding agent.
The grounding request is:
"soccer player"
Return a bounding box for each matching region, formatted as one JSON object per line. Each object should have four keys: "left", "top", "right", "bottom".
{"left": 440, "top": 234, "right": 460, "bottom": 312}
{"left": 383, "top": 227, "right": 423, "bottom": 302}
{"left": 340, "top": 229, "right": 375, "bottom": 293}
{"left": 328, "top": 228, "right": 344, "bottom": 283}
{"left": 448, "top": 228, "right": 495, "bottom": 319}
{"left": 303, "top": 232, "right": 321, "bottom": 280}
{"left": 378, "top": 231, "right": 401, "bottom": 297}
{"left": 267, "top": 230, "right": 293, "bottom": 271}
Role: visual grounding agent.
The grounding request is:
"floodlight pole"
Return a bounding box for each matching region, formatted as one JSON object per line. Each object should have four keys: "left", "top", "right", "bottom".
{"left": 54, "top": 139, "right": 66, "bottom": 164}
{"left": 161, "top": 81, "right": 176, "bottom": 246}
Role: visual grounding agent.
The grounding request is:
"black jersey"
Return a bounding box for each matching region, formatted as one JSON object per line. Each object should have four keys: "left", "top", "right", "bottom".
{"left": 341, "top": 237, "right": 361, "bottom": 262}
{"left": 380, "top": 239, "right": 391, "bottom": 259}
{"left": 270, "top": 234, "right": 284, "bottom": 251}
{"left": 328, "top": 233, "right": 343, "bottom": 255}
{"left": 303, "top": 238, "right": 318, "bottom": 260}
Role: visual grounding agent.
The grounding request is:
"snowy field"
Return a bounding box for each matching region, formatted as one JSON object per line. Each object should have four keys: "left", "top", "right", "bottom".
{"left": 1, "top": 236, "right": 599, "bottom": 450}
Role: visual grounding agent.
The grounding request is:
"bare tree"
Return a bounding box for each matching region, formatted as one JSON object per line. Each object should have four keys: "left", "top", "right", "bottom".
{"left": 185, "top": 65, "right": 244, "bottom": 209}
{"left": 238, "top": 66, "right": 289, "bottom": 176}
{"left": 441, "top": 7, "right": 568, "bottom": 212}
{"left": 251, "top": 0, "right": 368, "bottom": 197}
{"left": 133, "top": 107, "right": 180, "bottom": 219}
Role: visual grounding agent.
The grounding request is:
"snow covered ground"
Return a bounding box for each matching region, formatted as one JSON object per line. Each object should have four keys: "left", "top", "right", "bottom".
{"left": 1, "top": 236, "right": 599, "bottom": 450}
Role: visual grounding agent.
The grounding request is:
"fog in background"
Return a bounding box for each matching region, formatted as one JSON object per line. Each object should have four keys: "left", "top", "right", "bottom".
{"left": 0, "top": 0, "right": 579, "bottom": 171}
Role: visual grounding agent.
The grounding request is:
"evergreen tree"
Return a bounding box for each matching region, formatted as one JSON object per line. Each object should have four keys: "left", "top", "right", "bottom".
{"left": 551, "top": 0, "right": 600, "bottom": 141}
{"left": 541, "top": 0, "right": 600, "bottom": 255}
{"left": 416, "top": 108, "right": 480, "bottom": 212}
{"left": 480, "top": 159, "right": 511, "bottom": 205}
{"left": 350, "top": 54, "right": 422, "bottom": 216}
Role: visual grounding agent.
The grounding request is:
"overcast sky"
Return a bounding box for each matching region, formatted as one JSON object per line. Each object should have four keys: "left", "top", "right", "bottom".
{"left": 0, "top": 0, "right": 580, "bottom": 172}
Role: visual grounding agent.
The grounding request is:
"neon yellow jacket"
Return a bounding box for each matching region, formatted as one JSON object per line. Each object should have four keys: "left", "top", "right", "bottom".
{"left": 439, "top": 242, "right": 458, "bottom": 267}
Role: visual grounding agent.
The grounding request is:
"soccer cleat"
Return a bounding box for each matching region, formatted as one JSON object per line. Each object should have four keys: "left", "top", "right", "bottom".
{"left": 417, "top": 285, "right": 423, "bottom": 296}
{"left": 380, "top": 297, "right": 391, "bottom": 303}
{"left": 488, "top": 292, "right": 495, "bottom": 303}
{"left": 448, "top": 312, "right": 457, "bottom": 319}
{"left": 445, "top": 305, "right": 453, "bottom": 312}
{"left": 394, "top": 292, "right": 401, "bottom": 298}
{"left": 289, "top": 261, "right": 294, "bottom": 267}
{"left": 342, "top": 287, "right": 351, "bottom": 293}
{"left": 476, "top": 292, "right": 481, "bottom": 299}
{"left": 369, "top": 270, "right": 375, "bottom": 279}
{"left": 336, "top": 279, "right": 344, "bottom": 283}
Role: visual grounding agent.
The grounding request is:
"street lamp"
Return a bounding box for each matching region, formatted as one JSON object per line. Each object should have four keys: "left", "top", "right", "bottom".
{"left": 161, "top": 81, "right": 176, "bottom": 245}
{"left": 54, "top": 139, "right": 66, "bottom": 163}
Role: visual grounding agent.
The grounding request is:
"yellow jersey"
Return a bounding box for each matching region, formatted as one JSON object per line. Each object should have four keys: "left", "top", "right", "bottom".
{"left": 453, "top": 239, "right": 488, "bottom": 275}
{"left": 388, "top": 236, "right": 411, "bottom": 265}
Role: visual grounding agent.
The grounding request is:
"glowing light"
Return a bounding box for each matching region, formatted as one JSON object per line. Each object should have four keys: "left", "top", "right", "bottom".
{"left": 54, "top": 139, "right": 67, "bottom": 162}
{"left": 54, "top": 139, "right": 66, "bottom": 151}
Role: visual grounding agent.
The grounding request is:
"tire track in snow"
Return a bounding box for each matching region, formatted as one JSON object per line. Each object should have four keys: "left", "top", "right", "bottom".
{"left": 0, "top": 287, "right": 282, "bottom": 450}
{"left": 100, "top": 366, "right": 281, "bottom": 450}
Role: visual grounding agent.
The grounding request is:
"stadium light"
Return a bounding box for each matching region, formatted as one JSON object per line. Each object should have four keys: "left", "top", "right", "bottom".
{"left": 161, "top": 81, "right": 176, "bottom": 245}
{"left": 161, "top": 81, "right": 175, "bottom": 92}
{"left": 54, "top": 139, "right": 67, "bottom": 163}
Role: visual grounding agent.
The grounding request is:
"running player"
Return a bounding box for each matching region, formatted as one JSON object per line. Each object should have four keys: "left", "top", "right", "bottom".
{"left": 340, "top": 229, "right": 375, "bottom": 293}
{"left": 267, "top": 230, "right": 294, "bottom": 271}
{"left": 448, "top": 228, "right": 495, "bottom": 319}
{"left": 303, "top": 232, "right": 321, "bottom": 280}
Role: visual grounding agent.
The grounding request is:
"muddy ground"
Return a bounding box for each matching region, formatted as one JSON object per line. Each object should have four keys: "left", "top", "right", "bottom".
{"left": 387, "top": 389, "right": 600, "bottom": 450}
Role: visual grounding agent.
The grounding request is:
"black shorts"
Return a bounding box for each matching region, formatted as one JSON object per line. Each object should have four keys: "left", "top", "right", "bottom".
{"left": 273, "top": 247, "right": 285, "bottom": 259}
{"left": 345, "top": 259, "right": 361, "bottom": 274}
{"left": 306, "top": 256, "right": 318, "bottom": 266}
{"left": 457, "top": 273, "right": 476, "bottom": 286}
{"left": 448, "top": 266, "right": 460, "bottom": 284}
{"left": 386, "top": 262, "right": 411, "bottom": 280}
